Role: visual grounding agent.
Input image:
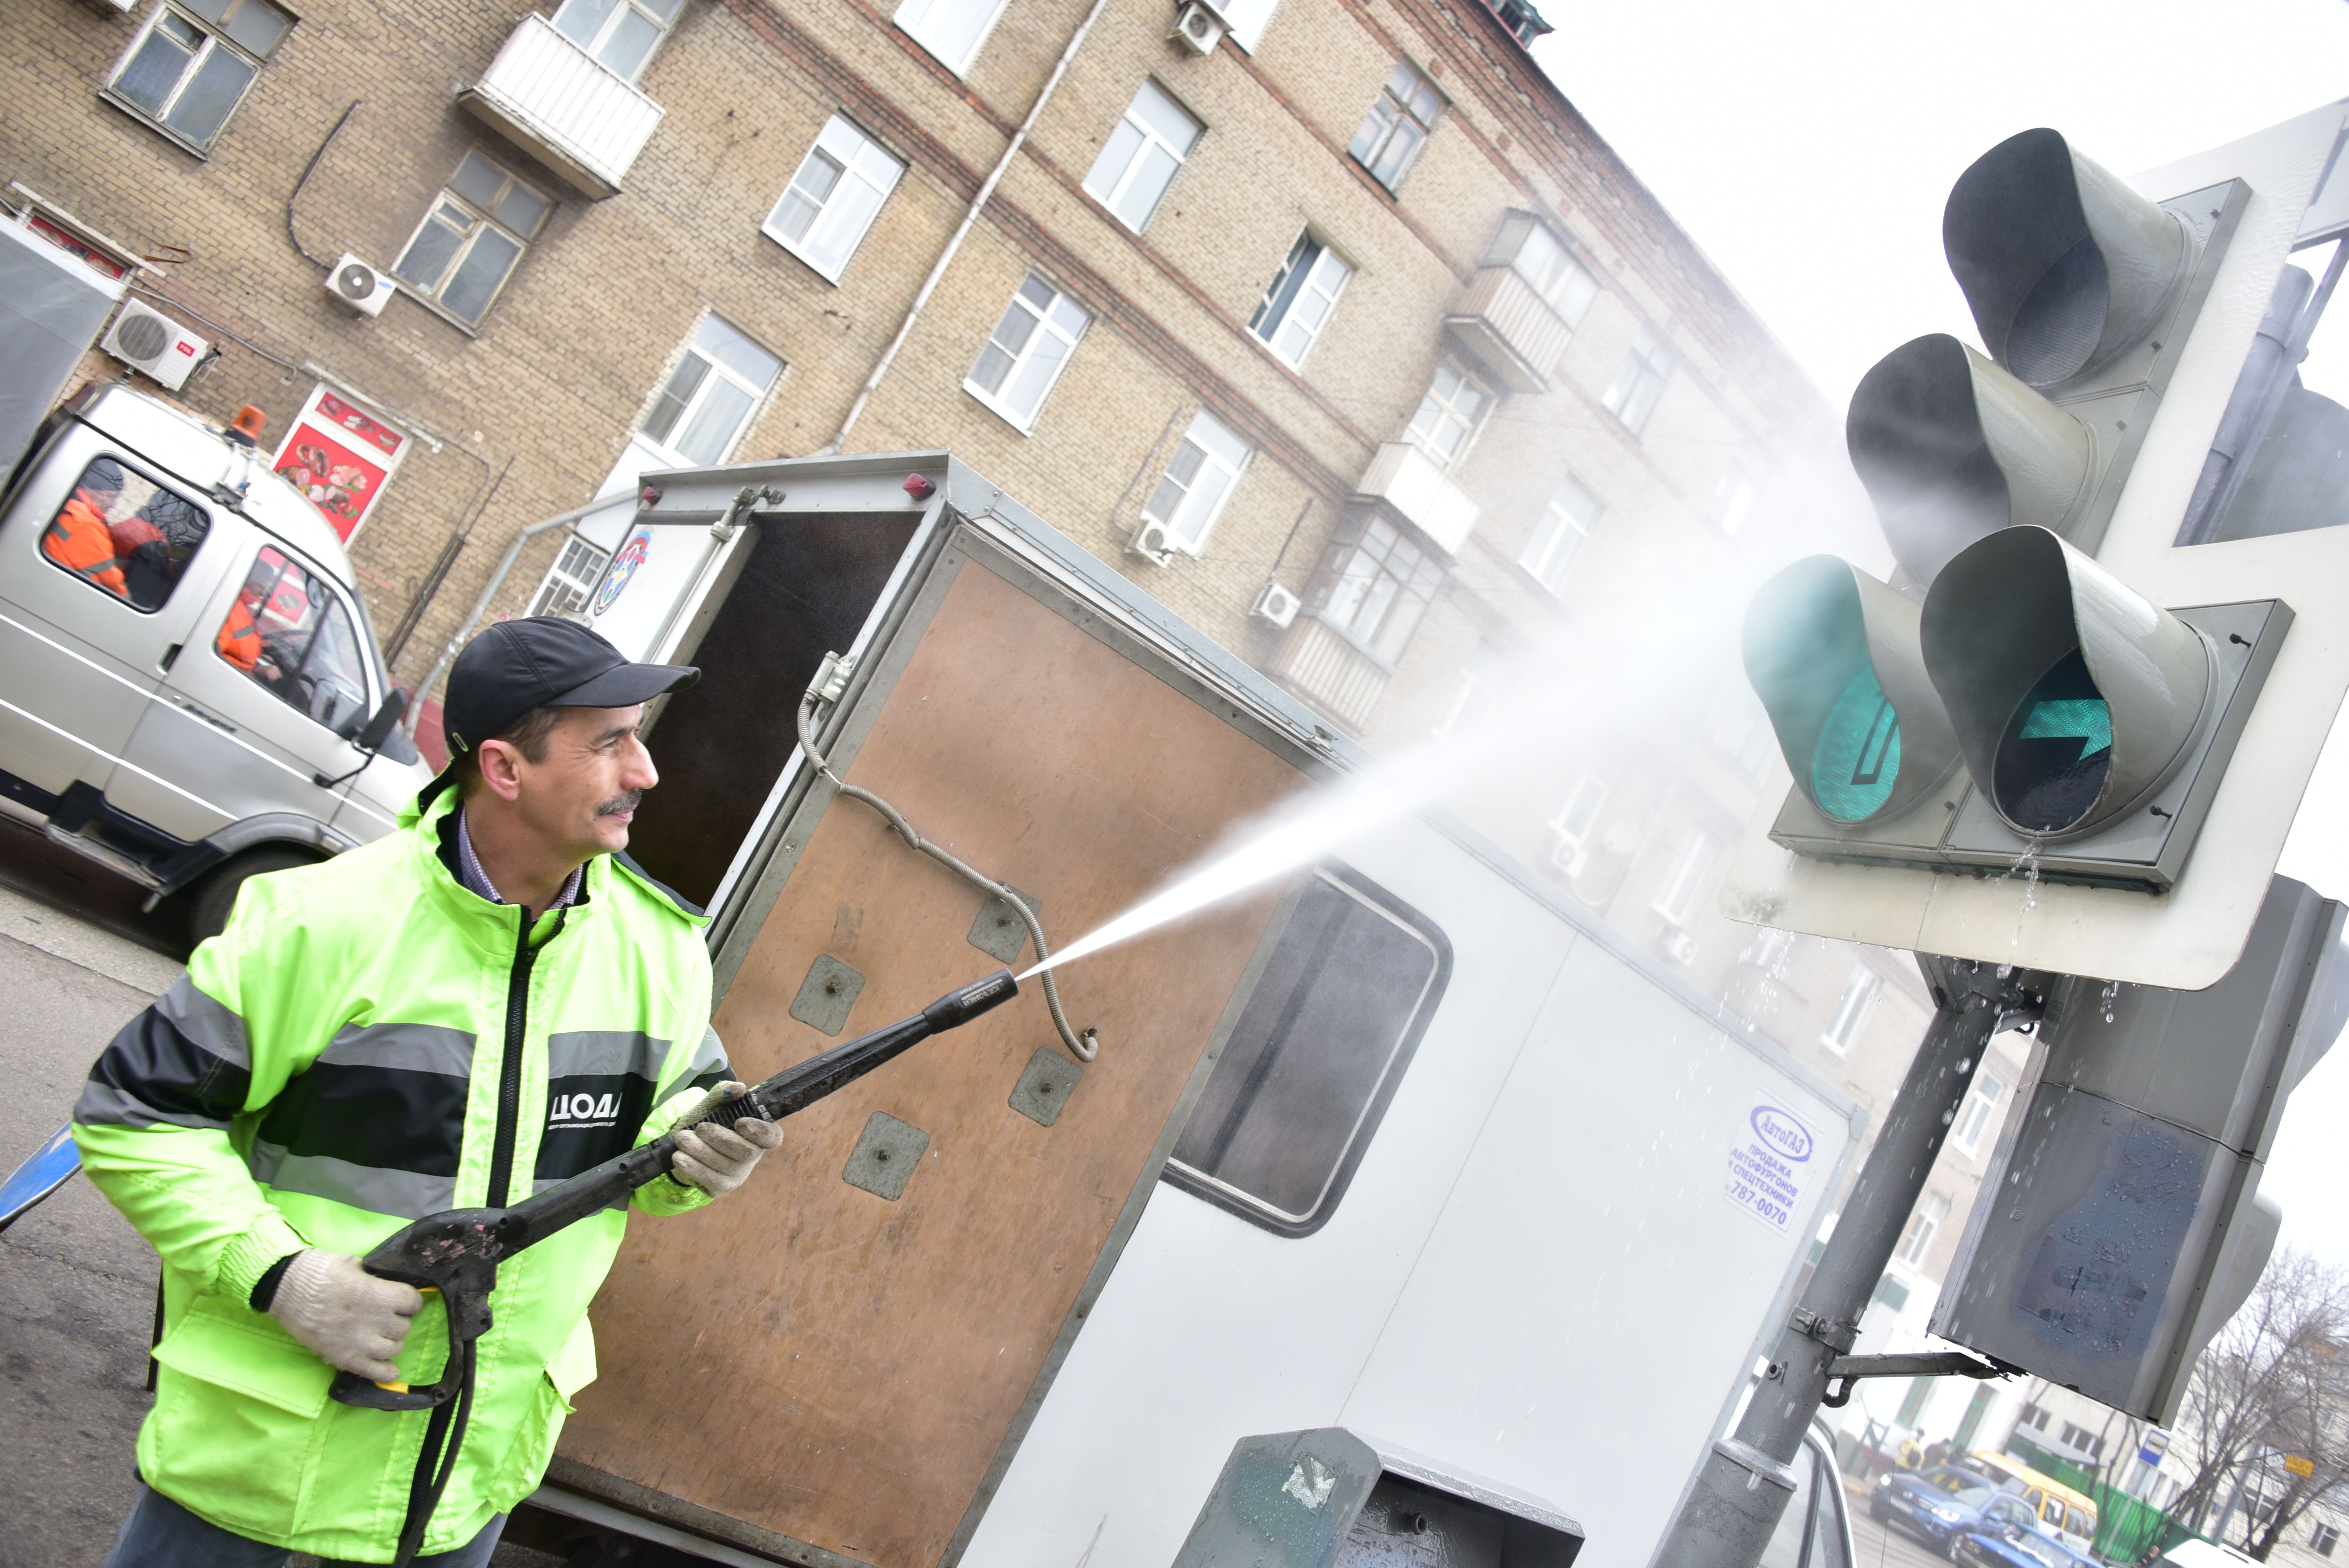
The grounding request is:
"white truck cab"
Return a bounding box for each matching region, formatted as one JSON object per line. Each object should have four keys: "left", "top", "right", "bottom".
{"left": 0, "top": 382, "right": 430, "bottom": 937}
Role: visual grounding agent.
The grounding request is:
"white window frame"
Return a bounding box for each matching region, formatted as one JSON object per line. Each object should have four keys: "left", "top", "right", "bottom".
{"left": 1520, "top": 471, "right": 1600, "bottom": 595}
{"left": 1509, "top": 220, "right": 1599, "bottom": 326}
{"left": 391, "top": 153, "right": 552, "bottom": 327}
{"left": 1140, "top": 410, "right": 1249, "bottom": 553}
{"left": 1348, "top": 60, "right": 1444, "bottom": 193}
{"left": 528, "top": 535, "right": 614, "bottom": 620}
{"left": 1083, "top": 80, "right": 1201, "bottom": 235}
{"left": 762, "top": 114, "right": 905, "bottom": 283}
{"left": 1547, "top": 772, "right": 1608, "bottom": 878}
{"left": 1952, "top": 1066, "right": 2008, "bottom": 1157}
{"left": 636, "top": 314, "right": 784, "bottom": 468}
{"left": 1249, "top": 231, "right": 1351, "bottom": 370}
{"left": 1652, "top": 827, "right": 1718, "bottom": 927}
{"left": 1604, "top": 323, "right": 1677, "bottom": 435}
{"left": 1895, "top": 1189, "right": 1950, "bottom": 1267}
{"left": 1821, "top": 965, "right": 1882, "bottom": 1056}
{"left": 964, "top": 272, "right": 1090, "bottom": 433}
{"left": 1403, "top": 360, "right": 1490, "bottom": 470}
{"left": 104, "top": 0, "right": 293, "bottom": 154}
{"left": 893, "top": 0, "right": 1010, "bottom": 75}
{"left": 549, "top": 0, "right": 684, "bottom": 83}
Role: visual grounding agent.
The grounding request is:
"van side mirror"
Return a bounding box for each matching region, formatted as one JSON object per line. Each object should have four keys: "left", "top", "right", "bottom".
{"left": 356, "top": 688, "right": 409, "bottom": 753}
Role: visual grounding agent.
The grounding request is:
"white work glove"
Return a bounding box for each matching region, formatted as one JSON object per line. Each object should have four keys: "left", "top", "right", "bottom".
{"left": 266, "top": 1248, "right": 425, "bottom": 1381}
{"left": 670, "top": 1084, "right": 785, "bottom": 1197}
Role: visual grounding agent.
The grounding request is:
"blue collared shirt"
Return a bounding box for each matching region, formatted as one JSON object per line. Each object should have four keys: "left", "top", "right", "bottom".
{"left": 454, "top": 805, "right": 584, "bottom": 914}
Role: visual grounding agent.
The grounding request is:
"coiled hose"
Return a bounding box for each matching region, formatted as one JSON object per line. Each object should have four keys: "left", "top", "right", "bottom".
{"left": 795, "top": 689, "right": 1100, "bottom": 1063}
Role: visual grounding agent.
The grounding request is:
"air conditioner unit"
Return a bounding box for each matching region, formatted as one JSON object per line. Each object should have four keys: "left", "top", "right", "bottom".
{"left": 78, "top": 0, "right": 137, "bottom": 12}
{"left": 1549, "top": 837, "right": 1589, "bottom": 880}
{"left": 1250, "top": 580, "right": 1300, "bottom": 628}
{"left": 1127, "top": 519, "right": 1176, "bottom": 565}
{"left": 327, "top": 253, "right": 395, "bottom": 316}
{"left": 1661, "top": 928, "right": 1699, "bottom": 965}
{"left": 101, "top": 300, "right": 207, "bottom": 391}
{"left": 1170, "top": 0, "right": 1226, "bottom": 53}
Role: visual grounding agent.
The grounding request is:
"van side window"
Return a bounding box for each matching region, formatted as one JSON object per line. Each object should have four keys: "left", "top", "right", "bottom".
{"left": 216, "top": 547, "right": 372, "bottom": 734}
{"left": 1164, "top": 865, "right": 1450, "bottom": 1235}
{"left": 39, "top": 458, "right": 212, "bottom": 611}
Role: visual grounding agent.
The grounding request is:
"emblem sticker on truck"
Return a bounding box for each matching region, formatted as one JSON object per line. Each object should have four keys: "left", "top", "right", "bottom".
{"left": 1726, "top": 1101, "right": 1817, "bottom": 1233}
{"left": 596, "top": 526, "right": 652, "bottom": 615}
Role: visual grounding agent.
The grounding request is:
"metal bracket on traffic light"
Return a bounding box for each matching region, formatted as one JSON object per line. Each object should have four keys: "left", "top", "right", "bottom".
{"left": 1818, "top": 1349, "right": 2018, "bottom": 1409}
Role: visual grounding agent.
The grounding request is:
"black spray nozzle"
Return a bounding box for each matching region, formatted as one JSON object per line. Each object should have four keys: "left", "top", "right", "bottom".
{"left": 922, "top": 968, "right": 1019, "bottom": 1032}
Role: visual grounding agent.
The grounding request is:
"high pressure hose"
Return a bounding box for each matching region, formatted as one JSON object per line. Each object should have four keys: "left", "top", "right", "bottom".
{"left": 796, "top": 684, "right": 1100, "bottom": 1064}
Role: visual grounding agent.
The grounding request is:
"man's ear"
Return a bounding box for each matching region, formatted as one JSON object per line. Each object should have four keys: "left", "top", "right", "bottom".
{"left": 476, "top": 739, "right": 528, "bottom": 804}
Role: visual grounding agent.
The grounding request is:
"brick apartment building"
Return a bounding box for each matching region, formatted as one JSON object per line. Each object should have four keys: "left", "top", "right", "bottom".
{"left": 5, "top": 0, "right": 2009, "bottom": 1373}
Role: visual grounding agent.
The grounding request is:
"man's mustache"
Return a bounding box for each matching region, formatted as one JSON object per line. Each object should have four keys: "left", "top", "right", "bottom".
{"left": 597, "top": 789, "right": 643, "bottom": 817}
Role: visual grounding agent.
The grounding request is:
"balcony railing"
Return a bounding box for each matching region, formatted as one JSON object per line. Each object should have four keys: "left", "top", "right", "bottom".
{"left": 1267, "top": 613, "right": 1390, "bottom": 732}
{"left": 1445, "top": 265, "right": 1573, "bottom": 392}
{"left": 1354, "top": 442, "right": 1479, "bottom": 556}
{"left": 457, "top": 14, "right": 664, "bottom": 198}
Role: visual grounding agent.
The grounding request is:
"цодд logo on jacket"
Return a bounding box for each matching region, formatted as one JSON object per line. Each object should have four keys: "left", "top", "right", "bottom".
{"left": 547, "top": 1091, "right": 624, "bottom": 1130}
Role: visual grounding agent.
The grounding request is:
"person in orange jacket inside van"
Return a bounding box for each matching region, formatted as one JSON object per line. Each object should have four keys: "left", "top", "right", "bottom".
{"left": 43, "top": 457, "right": 129, "bottom": 599}
{"left": 216, "top": 586, "right": 264, "bottom": 674}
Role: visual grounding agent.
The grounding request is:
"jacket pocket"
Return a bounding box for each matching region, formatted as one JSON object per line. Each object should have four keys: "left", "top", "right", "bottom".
{"left": 546, "top": 1314, "right": 597, "bottom": 1411}
{"left": 152, "top": 1297, "right": 335, "bottom": 1418}
{"left": 143, "top": 1299, "right": 336, "bottom": 1542}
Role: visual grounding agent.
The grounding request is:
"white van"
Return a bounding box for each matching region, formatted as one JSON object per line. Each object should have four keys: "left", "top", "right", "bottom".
{"left": 0, "top": 382, "right": 430, "bottom": 937}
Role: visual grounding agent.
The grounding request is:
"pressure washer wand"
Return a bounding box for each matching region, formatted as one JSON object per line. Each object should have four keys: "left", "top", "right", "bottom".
{"left": 328, "top": 968, "right": 1020, "bottom": 1565}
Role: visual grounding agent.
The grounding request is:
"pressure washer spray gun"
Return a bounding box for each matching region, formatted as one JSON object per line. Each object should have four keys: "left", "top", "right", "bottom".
{"left": 331, "top": 968, "right": 1019, "bottom": 1564}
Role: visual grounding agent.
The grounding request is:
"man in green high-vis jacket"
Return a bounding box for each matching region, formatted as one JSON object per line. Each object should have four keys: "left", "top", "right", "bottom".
{"left": 73, "top": 618, "right": 787, "bottom": 1566}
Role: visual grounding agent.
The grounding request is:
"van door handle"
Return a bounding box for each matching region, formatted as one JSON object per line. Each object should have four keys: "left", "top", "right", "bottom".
{"left": 160, "top": 643, "right": 182, "bottom": 672}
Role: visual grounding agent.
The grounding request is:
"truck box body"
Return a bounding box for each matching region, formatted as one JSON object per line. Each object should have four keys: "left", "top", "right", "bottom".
{"left": 540, "top": 453, "right": 1862, "bottom": 1568}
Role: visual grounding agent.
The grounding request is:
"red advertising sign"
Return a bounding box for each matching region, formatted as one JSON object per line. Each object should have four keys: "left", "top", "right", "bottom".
{"left": 271, "top": 386, "right": 407, "bottom": 542}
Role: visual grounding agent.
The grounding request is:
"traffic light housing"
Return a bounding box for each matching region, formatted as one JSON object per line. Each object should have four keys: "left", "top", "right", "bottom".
{"left": 1932, "top": 877, "right": 2349, "bottom": 1421}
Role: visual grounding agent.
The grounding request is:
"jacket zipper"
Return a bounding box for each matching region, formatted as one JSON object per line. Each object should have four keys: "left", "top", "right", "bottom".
{"left": 485, "top": 908, "right": 562, "bottom": 1208}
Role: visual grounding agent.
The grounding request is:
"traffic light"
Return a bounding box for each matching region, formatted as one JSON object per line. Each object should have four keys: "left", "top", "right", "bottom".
{"left": 1932, "top": 876, "right": 2349, "bottom": 1421}
{"left": 1743, "top": 556, "right": 1964, "bottom": 868}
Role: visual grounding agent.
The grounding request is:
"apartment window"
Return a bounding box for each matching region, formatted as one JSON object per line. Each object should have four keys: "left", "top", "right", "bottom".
{"left": 550, "top": 0, "right": 683, "bottom": 82}
{"left": 1432, "top": 641, "right": 1511, "bottom": 739}
{"left": 1508, "top": 220, "right": 1599, "bottom": 326}
{"left": 1249, "top": 232, "right": 1351, "bottom": 369}
{"left": 2019, "top": 1403, "right": 2051, "bottom": 1433}
{"left": 393, "top": 153, "right": 552, "bottom": 326}
{"left": 640, "top": 315, "right": 784, "bottom": 467}
{"left": 1895, "top": 1189, "right": 1950, "bottom": 1267}
{"left": 1952, "top": 1067, "right": 2008, "bottom": 1156}
{"left": 1083, "top": 81, "right": 1201, "bottom": 233}
{"left": 1605, "top": 323, "right": 1677, "bottom": 435}
{"left": 1403, "top": 362, "right": 1489, "bottom": 469}
{"left": 966, "top": 273, "right": 1089, "bottom": 431}
{"left": 1166, "top": 866, "right": 1448, "bottom": 1235}
{"left": 764, "top": 115, "right": 905, "bottom": 282}
{"left": 529, "top": 536, "right": 613, "bottom": 620}
{"left": 893, "top": 0, "right": 1008, "bottom": 73}
{"left": 1348, "top": 61, "right": 1443, "bottom": 192}
{"left": 2312, "top": 1523, "right": 2338, "bottom": 1557}
{"left": 1652, "top": 827, "right": 1718, "bottom": 927}
{"left": 1520, "top": 472, "right": 1601, "bottom": 595}
{"left": 1821, "top": 965, "right": 1881, "bottom": 1055}
{"left": 106, "top": 0, "right": 292, "bottom": 152}
{"left": 1713, "top": 453, "right": 1766, "bottom": 536}
{"left": 1142, "top": 411, "right": 1249, "bottom": 552}
{"left": 1305, "top": 514, "right": 1445, "bottom": 664}
{"left": 216, "top": 547, "right": 373, "bottom": 735}
{"left": 1548, "top": 772, "right": 1608, "bottom": 877}
{"left": 40, "top": 458, "right": 212, "bottom": 612}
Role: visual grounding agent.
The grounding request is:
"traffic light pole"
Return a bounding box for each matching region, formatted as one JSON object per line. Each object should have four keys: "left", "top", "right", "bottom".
{"left": 1654, "top": 957, "right": 2047, "bottom": 1568}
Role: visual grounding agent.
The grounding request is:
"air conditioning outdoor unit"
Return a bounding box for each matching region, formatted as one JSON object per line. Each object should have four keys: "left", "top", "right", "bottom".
{"left": 1170, "top": 0, "right": 1226, "bottom": 53}
{"left": 1661, "top": 928, "right": 1699, "bottom": 965}
{"left": 1549, "top": 837, "right": 1589, "bottom": 880}
{"left": 1250, "top": 579, "right": 1300, "bottom": 629}
{"left": 1126, "top": 519, "right": 1176, "bottom": 565}
{"left": 327, "top": 253, "right": 396, "bottom": 316}
{"left": 102, "top": 300, "right": 207, "bottom": 391}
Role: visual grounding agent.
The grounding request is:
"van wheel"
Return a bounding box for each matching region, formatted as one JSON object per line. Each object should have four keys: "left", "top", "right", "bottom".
{"left": 189, "top": 846, "right": 319, "bottom": 944}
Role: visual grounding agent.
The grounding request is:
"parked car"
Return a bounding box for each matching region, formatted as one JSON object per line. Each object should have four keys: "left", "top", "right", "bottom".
{"left": 1959, "top": 1514, "right": 2096, "bottom": 1568}
{"left": 0, "top": 383, "right": 427, "bottom": 938}
{"left": 1874, "top": 1465, "right": 2026, "bottom": 1558}
{"left": 1969, "top": 1450, "right": 2101, "bottom": 1553}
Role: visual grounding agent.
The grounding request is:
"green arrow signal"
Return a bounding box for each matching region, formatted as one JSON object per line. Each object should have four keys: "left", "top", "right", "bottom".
{"left": 1996, "top": 649, "right": 2114, "bottom": 832}
{"left": 1811, "top": 666, "right": 1903, "bottom": 822}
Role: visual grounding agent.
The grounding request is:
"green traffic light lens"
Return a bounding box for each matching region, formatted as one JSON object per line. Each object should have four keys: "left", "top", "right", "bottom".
{"left": 1994, "top": 649, "right": 2113, "bottom": 832}
{"left": 1811, "top": 665, "right": 1902, "bottom": 822}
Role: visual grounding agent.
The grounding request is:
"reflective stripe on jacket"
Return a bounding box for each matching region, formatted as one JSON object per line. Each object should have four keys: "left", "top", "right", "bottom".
{"left": 71, "top": 786, "right": 729, "bottom": 1562}
{"left": 216, "top": 599, "right": 261, "bottom": 671}
{"left": 43, "top": 495, "right": 128, "bottom": 596}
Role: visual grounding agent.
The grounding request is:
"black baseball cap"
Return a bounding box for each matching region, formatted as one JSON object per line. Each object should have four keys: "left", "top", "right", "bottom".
{"left": 442, "top": 617, "right": 698, "bottom": 760}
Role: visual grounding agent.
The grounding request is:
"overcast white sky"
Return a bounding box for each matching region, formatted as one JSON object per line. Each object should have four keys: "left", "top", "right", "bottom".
{"left": 1523, "top": 7, "right": 2349, "bottom": 1270}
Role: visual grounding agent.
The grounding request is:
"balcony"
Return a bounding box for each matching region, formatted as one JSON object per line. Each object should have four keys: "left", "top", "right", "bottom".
{"left": 1354, "top": 442, "right": 1479, "bottom": 556}
{"left": 1267, "top": 613, "right": 1390, "bottom": 733}
{"left": 1445, "top": 265, "right": 1573, "bottom": 392}
{"left": 458, "top": 14, "right": 664, "bottom": 198}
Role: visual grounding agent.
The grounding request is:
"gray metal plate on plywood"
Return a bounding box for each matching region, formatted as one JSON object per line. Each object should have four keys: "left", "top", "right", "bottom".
{"left": 968, "top": 887, "right": 1041, "bottom": 964}
{"left": 790, "top": 953, "right": 865, "bottom": 1036}
{"left": 1007, "top": 1047, "right": 1082, "bottom": 1128}
{"left": 842, "top": 1111, "right": 929, "bottom": 1201}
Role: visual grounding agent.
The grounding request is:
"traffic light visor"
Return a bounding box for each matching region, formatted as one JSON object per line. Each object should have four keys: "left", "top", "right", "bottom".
{"left": 1923, "top": 527, "right": 2212, "bottom": 838}
{"left": 1944, "top": 128, "right": 2191, "bottom": 388}
{"left": 1744, "top": 557, "right": 1963, "bottom": 825}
